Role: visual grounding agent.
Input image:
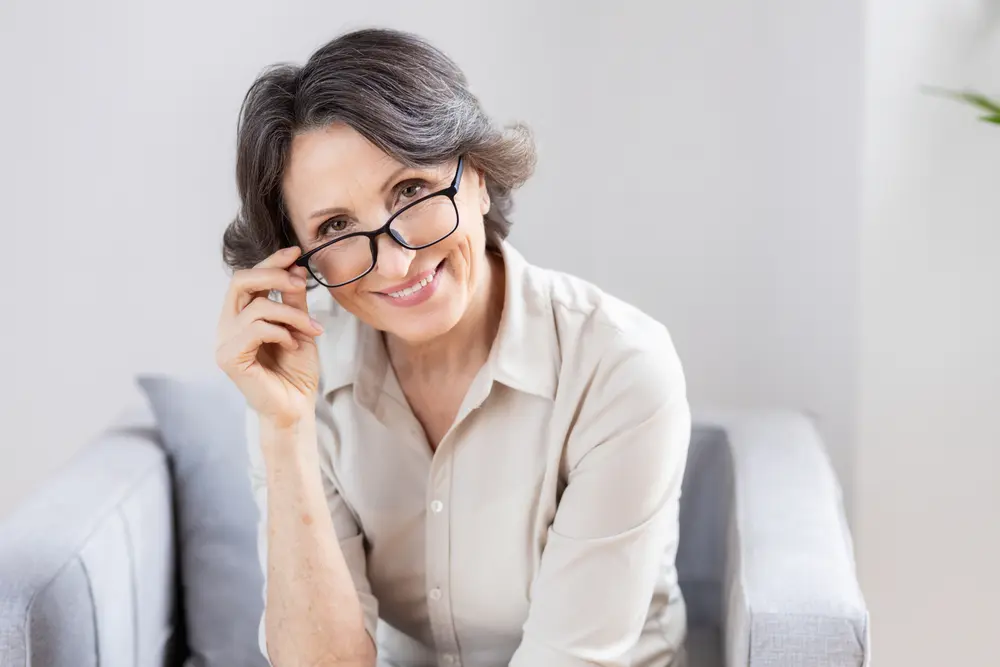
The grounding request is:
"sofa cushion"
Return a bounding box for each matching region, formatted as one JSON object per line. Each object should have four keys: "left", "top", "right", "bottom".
{"left": 137, "top": 372, "right": 268, "bottom": 667}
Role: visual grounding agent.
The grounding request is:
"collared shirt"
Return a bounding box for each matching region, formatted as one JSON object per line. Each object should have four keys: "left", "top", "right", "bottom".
{"left": 248, "top": 242, "right": 692, "bottom": 667}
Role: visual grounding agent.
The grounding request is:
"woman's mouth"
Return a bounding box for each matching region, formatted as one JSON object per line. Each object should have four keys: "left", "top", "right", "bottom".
{"left": 376, "top": 259, "right": 445, "bottom": 307}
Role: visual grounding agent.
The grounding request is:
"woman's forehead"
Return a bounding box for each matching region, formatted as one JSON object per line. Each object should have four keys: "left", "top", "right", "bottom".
{"left": 286, "top": 125, "right": 398, "bottom": 187}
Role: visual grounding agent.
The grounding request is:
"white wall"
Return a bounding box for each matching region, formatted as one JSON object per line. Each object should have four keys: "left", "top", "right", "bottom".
{"left": 0, "top": 1, "right": 862, "bottom": 525}
{"left": 858, "top": 1, "right": 1000, "bottom": 664}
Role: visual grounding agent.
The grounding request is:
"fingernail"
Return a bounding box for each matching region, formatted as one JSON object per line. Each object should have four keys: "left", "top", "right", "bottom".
{"left": 310, "top": 318, "right": 324, "bottom": 332}
{"left": 290, "top": 275, "right": 306, "bottom": 287}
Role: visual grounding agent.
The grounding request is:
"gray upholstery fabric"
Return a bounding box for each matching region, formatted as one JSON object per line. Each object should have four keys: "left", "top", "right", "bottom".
{"left": 698, "top": 410, "right": 871, "bottom": 667}
{"left": 677, "top": 425, "right": 734, "bottom": 629}
{"left": 686, "top": 627, "right": 724, "bottom": 667}
{"left": 0, "top": 427, "right": 179, "bottom": 667}
{"left": 137, "top": 374, "right": 268, "bottom": 667}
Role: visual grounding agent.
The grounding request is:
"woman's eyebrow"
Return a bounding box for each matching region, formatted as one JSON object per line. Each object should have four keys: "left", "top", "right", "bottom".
{"left": 308, "top": 205, "right": 349, "bottom": 221}
{"left": 306, "top": 165, "right": 411, "bottom": 221}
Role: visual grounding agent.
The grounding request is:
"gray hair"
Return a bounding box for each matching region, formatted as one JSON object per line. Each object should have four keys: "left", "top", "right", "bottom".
{"left": 222, "top": 27, "right": 536, "bottom": 274}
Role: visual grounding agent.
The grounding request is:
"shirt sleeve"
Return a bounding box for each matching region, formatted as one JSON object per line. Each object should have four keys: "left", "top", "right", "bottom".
{"left": 246, "top": 397, "right": 380, "bottom": 664}
{"left": 508, "top": 324, "right": 691, "bottom": 667}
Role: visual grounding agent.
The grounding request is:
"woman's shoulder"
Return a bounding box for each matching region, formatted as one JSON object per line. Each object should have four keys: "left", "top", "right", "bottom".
{"left": 526, "top": 263, "right": 687, "bottom": 466}
{"left": 523, "top": 259, "right": 686, "bottom": 406}
{"left": 530, "top": 262, "right": 677, "bottom": 356}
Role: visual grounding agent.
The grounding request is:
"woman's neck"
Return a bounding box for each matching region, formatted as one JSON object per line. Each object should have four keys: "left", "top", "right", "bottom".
{"left": 385, "top": 250, "right": 505, "bottom": 384}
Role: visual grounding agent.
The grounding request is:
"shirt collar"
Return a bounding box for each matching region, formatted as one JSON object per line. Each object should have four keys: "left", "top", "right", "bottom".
{"left": 314, "top": 240, "right": 558, "bottom": 403}
{"left": 489, "top": 242, "right": 559, "bottom": 399}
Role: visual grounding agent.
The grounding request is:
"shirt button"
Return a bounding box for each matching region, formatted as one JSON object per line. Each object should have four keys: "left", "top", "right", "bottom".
{"left": 428, "top": 587, "right": 442, "bottom": 601}
{"left": 443, "top": 654, "right": 457, "bottom": 665}
{"left": 430, "top": 500, "right": 444, "bottom": 513}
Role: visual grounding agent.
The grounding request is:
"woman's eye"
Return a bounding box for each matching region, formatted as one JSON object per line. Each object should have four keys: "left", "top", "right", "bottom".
{"left": 400, "top": 182, "right": 423, "bottom": 199}
{"left": 320, "top": 219, "right": 348, "bottom": 236}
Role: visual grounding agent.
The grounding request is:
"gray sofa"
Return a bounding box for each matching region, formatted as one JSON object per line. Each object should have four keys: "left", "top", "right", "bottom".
{"left": 0, "top": 400, "right": 869, "bottom": 667}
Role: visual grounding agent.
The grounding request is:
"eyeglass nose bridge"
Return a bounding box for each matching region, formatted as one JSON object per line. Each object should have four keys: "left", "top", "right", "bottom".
{"left": 367, "top": 218, "right": 414, "bottom": 259}
{"left": 366, "top": 221, "right": 418, "bottom": 272}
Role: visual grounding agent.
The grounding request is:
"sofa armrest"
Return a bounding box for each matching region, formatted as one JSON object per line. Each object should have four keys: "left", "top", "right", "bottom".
{"left": 698, "top": 410, "right": 870, "bottom": 667}
{"left": 0, "top": 426, "right": 180, "bottom": 667}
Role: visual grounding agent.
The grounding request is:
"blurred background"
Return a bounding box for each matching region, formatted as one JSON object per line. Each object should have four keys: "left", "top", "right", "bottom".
{"left": 0, "top": 0, "right": 996, "bottom": 665}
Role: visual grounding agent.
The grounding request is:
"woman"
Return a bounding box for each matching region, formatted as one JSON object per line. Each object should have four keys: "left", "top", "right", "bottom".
{"left": 216, "top": 28, "right": 691, "bottom": 667}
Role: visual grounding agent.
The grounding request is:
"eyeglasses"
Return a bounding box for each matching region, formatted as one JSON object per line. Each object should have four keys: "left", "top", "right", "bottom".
{"left": 294, "top": 156, "right": 465, "bottom": 288}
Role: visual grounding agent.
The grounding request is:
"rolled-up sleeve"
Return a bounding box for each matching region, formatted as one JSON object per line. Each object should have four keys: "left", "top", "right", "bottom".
{"left": 509, "top": 324, "right": 691, "bottom": 667}
{"left": 246, "top": 402, "right": 380, "bottom": 664}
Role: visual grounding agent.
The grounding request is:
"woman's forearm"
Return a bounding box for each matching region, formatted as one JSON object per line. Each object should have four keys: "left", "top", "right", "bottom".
{"left": 260, "top": 415, "right": 376, "bottom": 667}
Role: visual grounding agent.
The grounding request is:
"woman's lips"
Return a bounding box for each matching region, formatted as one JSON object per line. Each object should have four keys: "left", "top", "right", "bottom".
{"left": 378, "top": 262, "right": 440, "bottom": 295}
{"left": 374, "top": 259, "right": 445, "bottom": 307}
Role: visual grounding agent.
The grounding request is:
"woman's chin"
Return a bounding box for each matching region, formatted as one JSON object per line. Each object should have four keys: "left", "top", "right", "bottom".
{"left": 378, "top": 294, "right": 465, "bottom": 344}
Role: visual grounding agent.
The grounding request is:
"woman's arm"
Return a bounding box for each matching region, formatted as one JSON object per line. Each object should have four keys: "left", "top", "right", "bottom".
{"left": 215, "top": 245, "right": 377, "bottom": 665}
{"left": 256, "top": 413, "right": 377, "bottom": 667}
{"left": 509, "top": 324, "right": 692, "bottom": 667}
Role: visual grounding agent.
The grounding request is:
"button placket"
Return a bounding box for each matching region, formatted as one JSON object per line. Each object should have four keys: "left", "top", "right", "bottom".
{"left": 426, "top": 449, "right": 461, "bottom": 660}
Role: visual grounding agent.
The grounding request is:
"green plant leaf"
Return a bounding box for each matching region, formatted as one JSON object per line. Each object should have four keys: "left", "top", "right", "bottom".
{"left": 959, "top": 92, "right": 1000, "bottom": 115}
{"left": 982, "top": 114, "right": 1000, "bottom": 125}
{"left": 923, "top": 86, "right": 1000, "bottom": 115}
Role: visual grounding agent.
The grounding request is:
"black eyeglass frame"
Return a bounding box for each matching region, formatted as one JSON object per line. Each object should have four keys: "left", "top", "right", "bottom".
{"left": 293, "top": 156, "right": 465, "bottom": 288}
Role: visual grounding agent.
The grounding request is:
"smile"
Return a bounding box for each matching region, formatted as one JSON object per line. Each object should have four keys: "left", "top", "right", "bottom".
{"left": 375, "top": 259, "right": 447, "bottom": 308}
{"left": 387, "top": 264, "right": 440, "bottom": 299}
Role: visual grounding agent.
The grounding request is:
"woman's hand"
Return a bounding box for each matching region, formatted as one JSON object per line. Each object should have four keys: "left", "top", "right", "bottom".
{"left": 215, "top": 246, "right": 325, "bottom": 426}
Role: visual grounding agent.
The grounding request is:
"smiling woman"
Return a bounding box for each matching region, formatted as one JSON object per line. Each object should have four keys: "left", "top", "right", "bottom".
{"left": 222, "top": 29, "right": 533, "bottom": 347}
{"left": 215, "top": 27, "right": 692, "bottom": 667}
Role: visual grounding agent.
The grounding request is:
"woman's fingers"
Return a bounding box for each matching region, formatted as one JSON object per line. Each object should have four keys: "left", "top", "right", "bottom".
{"left": 260, "top": 247, "right": 311, "bottom": 315}
{"left": 242, "top": 319, "right": 299, "bottom": 355}
{"left": 225, "top": 247, "right": 306, "bottom": 314}
{"left": 256, "top": 245, "right": 302, "bottom": 270}
{"left": 217, "top": 318, "right": 297, "bottom": 375}
{"left": 238, "top": 296, "right": 324, "bottom": 339}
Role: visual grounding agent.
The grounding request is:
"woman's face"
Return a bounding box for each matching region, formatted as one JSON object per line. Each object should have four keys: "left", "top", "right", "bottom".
{"left": 282, "top": 123, "right": 491, "bottom": 344}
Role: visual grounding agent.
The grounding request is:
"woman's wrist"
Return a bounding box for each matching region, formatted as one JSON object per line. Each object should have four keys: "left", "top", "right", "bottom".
{"left": 258, "top": 402, "right": 314, "bottom": 429}
{"left": 259, "top": 412, "right": 318, "bottom": 463}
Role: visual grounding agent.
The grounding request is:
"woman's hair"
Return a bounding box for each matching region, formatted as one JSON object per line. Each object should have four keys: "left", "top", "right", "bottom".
{"left": 222, "top": 27, "right": 536, "bottom": 274}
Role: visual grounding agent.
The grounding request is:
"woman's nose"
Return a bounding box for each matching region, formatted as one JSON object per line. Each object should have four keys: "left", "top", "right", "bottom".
{"left": 373, "top": 233, "right": 416, "bottom": 280}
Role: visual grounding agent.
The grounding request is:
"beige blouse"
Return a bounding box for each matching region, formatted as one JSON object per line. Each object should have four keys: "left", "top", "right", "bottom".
{"left": 248, "top": 242, "right": 692, "bottom": 667}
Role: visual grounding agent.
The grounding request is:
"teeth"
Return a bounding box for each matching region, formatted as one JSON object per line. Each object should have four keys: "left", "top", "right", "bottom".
{"left": 389, "top": 268, "right": 436, "bottom": 299}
